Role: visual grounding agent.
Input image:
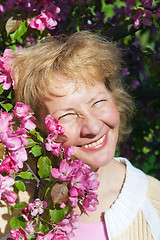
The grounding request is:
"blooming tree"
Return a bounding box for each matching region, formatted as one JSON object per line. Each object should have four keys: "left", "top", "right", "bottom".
{"left": 0, "top": 0, "right": 160, "bottom": 239}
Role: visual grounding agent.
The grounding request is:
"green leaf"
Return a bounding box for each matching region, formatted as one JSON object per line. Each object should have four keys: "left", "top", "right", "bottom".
{"left": 26, "top": 138, "right": 37, "bottom": 148}
{"left": 37, "top": 156, "right": 52, "bottom": 178}
{"left": 31, "top": 145, "right": 42, "bottom": 157}
{"left": 0, "top": 103, "right": 13, "bottom": 112}
{"left": 29, "top": 129, "right": 44, "bottom": 142}
{"left": 10, "top": 217, "right": 26, "bottom": 229}
{"left": 27, "top": 236, "right": 35, "bottom": 240}
{"left": 19, "top": 171, "right": 35, "bottom": 180}
{"left": 49, "top": 205, "right": 69, "bottom": 224}
{"left": 10, "top": 20, "right": 27, "bottom": 42}
{"left": 15, "top": 180, "right": 26, "bottom": 192}
{"left": 38, "top": 222, "right": 46, "bottom": 234}
{"left": 14, "top": 203, "right": 28, "bottom": 210}
{"left": 0, "top": 84, "right": 4, "bottom": 95}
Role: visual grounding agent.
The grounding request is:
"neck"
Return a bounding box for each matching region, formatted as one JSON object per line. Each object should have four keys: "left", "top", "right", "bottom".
{"left": 97, "top": 158, "right": 126, "bottom": 195}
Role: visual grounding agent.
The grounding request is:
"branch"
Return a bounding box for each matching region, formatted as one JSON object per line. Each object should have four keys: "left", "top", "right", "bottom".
{"left": 102, "top": 20, "right": 141, "bottom": 41}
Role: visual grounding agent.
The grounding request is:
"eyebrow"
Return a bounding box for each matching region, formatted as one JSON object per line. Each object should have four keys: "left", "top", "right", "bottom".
{"left": 87, "top": 92, "right": 106, "bottom": 104}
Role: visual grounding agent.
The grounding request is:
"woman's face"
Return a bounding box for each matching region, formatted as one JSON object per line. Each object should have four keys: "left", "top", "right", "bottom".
{"left": 43, "top": 81, "right": 120, "bottom": 171}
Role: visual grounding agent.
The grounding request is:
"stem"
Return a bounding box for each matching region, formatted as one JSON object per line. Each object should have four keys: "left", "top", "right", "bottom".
{"left": 25, "top": 162, "right": 40, "bottom": 187}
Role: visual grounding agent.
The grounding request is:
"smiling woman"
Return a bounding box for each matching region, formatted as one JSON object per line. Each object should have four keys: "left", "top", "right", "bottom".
{"left": 8, "top": 31, "right": 160, "bottom": 239}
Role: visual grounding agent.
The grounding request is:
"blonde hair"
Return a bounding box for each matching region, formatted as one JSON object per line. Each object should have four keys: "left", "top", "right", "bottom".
{"left": 11, "top": 31, "right": 134, "bottom": 142}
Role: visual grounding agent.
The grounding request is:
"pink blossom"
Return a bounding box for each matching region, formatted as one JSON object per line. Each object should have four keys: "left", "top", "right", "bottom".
{"left": 15, "top": 129, "right": 29, "bottom": 146}
{"left": 0, "top": 174, "right": 17, "bottom": 204}
{"left": 70, "top": 170, "right": 86, "bottom": 192}
{"left": 63, "top": 146, "right": 75, "bottom": 160}
{"left": 0, "top": 156, "right": 16, "bottom": 173}
{"left": 0, "top": 118, "right": 10, "bottom": 133}
{"left": 56, "top": 211, "right": 80, "bottom": 238}
{"left": 46, "top": 2, "right": 61, "bottom": 20}
{"left": 0, "top": 49, "right": 14, "bottom": 90}
{"left": 46, "top": 134, "right": 63, "bottom": 156}
{"left": 14, "top": 102, "right": 30, "bottom": 118}
{"left": 51, "top": 159, "right": 99, "bottom": 211}
{"left": 0, "top": 73, "right": 13, "bottom": 90}
{"left": 141, "top": 0, "right": 153, "bottom": 9}
{"left": 36, "top": 231, "right": 55, "bottom": 240}
{"left": 20, "top": 114, "right": 36, "bottom": 131}
{"left": 3, "top": 135, "right": 24, "bottom": 151}
{"left": 0, "top": 110, "right": 14, "bottom": 122}
{"left": 85, "top": 171, "right": 99, "bottom": 191}
{"left": 26, "top": 222, "right": 35, "bottom": 235}
{"left": 5, "top": 191, "right": 17, "bottom": 204}
{"left": 0, "top": 109, "right": 29, "bottom": 173}
{"left": 155, "top": 8, "right": 160, "bottom": 18}
{"left": 10, "top": 228, "right": 28, "bottom": 240}
{"left": 83, "top": 192, "right": 99, "bottom": 212}
{"left": 28, "top": 198, "right": 47, "bottom": 216}
{"left": 53, "top": 233, "right": 69, "bottom": 240}
{"left": 29, "top": 1, "right": 61, "bottom": 31}
{"left": 69, "top": 211, "right": 81, "bottom": 229}
{"left": 14, "top": 102, "right": 36, "bottom": 131}
{"left": 51, "top": 159, "right": 72, "bottom": 181}
{"left": 45, "top": 115, "right": 64, "bottom": 136}
{"left": 68, "top": 187, "right": 79, "bottom": 208}
{"left": 133, "top": 9, "right": 152, "bottom": 29}
{"left": 21, "top": 206, "right": 32, "bottom": 221}
{"left": 11, "top": 147, "right": 28, "bottom": 171}
{"left": 30, "top": 10, "right": 58, "bottom": 31}
{"left": 0, "top": 49, "right": 13, "bottom": 71}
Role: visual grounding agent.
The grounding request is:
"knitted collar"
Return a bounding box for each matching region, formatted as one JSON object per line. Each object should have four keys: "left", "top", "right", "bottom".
{"left": 104, "top": 157, "right": 148, "bottom": 239}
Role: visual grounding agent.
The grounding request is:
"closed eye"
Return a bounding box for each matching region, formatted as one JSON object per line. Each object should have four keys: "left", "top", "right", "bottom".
{"left": 58, "top": 113, "right": 76, "bottom": 120}
{"left": 92, "top": 99, "right": 107, "bottom": 107}
{"left": 58, "top": 112, "right": 77, "bottom": 123}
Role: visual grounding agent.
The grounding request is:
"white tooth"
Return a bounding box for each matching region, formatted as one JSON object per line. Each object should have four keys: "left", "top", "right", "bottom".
{"left": 84, "top": 145, "right": 88, "bottom": 148}
{"left": 83, "top": 135, "right": 105, "bottom": 148}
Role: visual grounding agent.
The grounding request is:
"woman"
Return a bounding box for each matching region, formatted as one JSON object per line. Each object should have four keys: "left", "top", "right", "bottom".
{"left": 3, "top": 31, "right": 160, "bottom": 239}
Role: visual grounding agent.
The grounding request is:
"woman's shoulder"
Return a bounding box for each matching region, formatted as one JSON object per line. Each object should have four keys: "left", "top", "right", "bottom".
{"left": 147, "top": 175, "right": 160, "bottom": 218}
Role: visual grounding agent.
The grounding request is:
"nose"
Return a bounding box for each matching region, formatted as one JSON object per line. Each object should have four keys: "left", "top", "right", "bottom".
{"left": 79, "top": 113, "right": 103, "bottom": 138}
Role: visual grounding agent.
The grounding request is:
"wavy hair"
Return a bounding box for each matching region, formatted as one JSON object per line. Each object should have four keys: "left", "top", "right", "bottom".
{"left": 11, "top": 31, "right": 134, "bottom": 142}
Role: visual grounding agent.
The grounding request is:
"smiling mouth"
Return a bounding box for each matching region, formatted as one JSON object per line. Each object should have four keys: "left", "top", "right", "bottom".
{"left": 77, "top": 134, "right": 107, "bottom": 151}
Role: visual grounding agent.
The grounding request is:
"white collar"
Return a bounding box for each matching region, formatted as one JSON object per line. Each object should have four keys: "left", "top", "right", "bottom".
{"left": 104, "top": 157, "right": 148, "bottom": 239}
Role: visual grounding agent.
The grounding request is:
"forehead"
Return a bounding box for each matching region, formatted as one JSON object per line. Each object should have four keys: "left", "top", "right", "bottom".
{"left": 45, "top": 72, "right": 106, "bottom": 98}
{"left": 44, "top": 81, "right": 111, "bottom": 110}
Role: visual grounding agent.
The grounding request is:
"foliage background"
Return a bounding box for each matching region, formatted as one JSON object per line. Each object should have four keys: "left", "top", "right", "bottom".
{"left": 0, "top": 0, "right": 160, "bottom": 179}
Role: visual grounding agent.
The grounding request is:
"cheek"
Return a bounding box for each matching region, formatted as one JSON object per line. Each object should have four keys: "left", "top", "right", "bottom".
{"left": 61, "top": 122, "right": 79, "bottom": 144}
{"left": 100, "top": 103, "right": 120, "bottom": 128}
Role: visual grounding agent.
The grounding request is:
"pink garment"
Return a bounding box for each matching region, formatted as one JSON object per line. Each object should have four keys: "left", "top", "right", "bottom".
{"left": 72, "top": 221, "right": 109, "bottom": 240}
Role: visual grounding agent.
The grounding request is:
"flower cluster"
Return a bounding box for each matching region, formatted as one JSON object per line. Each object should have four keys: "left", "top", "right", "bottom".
{"left": 30, "top": 2, "right": 61, "bottom": 31}
{"left": 133, "top": 8, "right": 152, "bottom": 29}
{"left": 0, "top": 175, "right": 17, "bottom": 204}
{"left": 132, "top": 0, "right": 160, "bottom": 29}
{"left": 0, "top": 49, "right": 14, "bottom": 90}
{"left": 0, "top": 0, "right": 61, "bottom": 31}
{"left": 51, "top": 159, "right": 99, "bottom": 212}
{"left": 0, "top": 105, "right": 99, "bottom": 239}
{"left": 45, "top": 115, "right": 75, "bottom": 159}
{"left": 0, "top": 102, "right": 36, "bottom": 175}
{"left": 9, "top": 198, "right": 81, "bottom": 239}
